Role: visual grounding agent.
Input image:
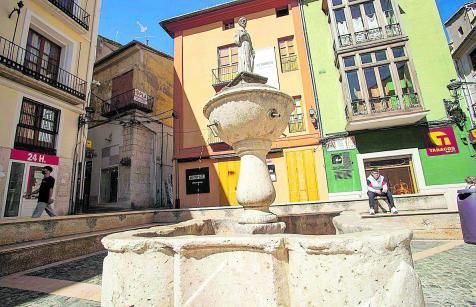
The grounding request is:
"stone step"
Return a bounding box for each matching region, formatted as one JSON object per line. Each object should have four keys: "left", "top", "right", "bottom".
{"left": 0, "top": 210, "right": 161, "bottom": 246}
{"left": 361, "top": 209, "right": 463, "bottom": 240}
{"left": 0, "top": 223, "right": 160, "bottom": 277}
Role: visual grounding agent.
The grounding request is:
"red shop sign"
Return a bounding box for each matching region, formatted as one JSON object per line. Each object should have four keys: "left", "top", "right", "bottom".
{"left": 10, "top": 149, "right": 60, "bottom": 165}
{"left": 426, "top": 127, "right": 459, "bottom": 156}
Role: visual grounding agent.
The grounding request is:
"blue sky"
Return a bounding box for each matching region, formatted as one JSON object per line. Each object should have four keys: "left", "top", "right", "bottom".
{"left": 98, "top": 0, "right": 470, "bottom": 56}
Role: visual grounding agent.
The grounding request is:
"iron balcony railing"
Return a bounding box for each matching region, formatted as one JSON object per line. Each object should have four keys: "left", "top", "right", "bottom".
{"left": 0, "top": 35, "right": 87, "bottom": 100}
{"left": 346, "top": 93, "right": 421, "bottom": 119}
{"left": 101, "top": 89, "right": 154, "bottom": 117}
{"left": 48, "top": 0, "right": 90, "bottom": 30}
{"left": 281, "top": 55, "right": 299, "bottom": 73}
{"left": 212, "top": 64, "right": 238, "bottom": 86}
{"left": 337, "top": 23, "right": 402, "bottom": 48}
{"left": 207, "top": 126, "right": 223, "bottom": 145}
{"left": 289, "top": 115, "right": 305, "bottom": 133}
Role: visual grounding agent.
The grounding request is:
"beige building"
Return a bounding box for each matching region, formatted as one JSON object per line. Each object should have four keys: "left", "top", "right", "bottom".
{"left": 0, "top": 0, "right": 101, "bottom": 218}
{"left": 446, "top": 1, "right": 476, "bottom": 125}
{"left": 85, "top": 40, "right": 174, "bottom": 211}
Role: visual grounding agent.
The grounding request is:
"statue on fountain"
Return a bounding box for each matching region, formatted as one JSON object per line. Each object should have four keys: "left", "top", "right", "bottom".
{"left": 235, "top": 17, "right": 255, "bottom": 74}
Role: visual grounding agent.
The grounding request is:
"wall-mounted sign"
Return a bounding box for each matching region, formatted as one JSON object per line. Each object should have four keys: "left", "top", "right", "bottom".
{"left": 469, "top": 128, "right": 476, "bottom": 145}
{"left": 254, "top": 47, "right": 280, "bottom": 89}
{"left": 426, "top": 127, "right": 459, "bottom": 156}
{"left": 86, "top": 139, "right": 93, "bottom": 149}
{"left": 326, "top": 137, "right": 356, "bottom": 152}
{"left": 186, "top": 167, "right": 210, "bottom": 194}
{"left": 10, "top": 149, "right": 59, "bottom": 165}
{"left": 133, "top": 89, "right": 149, "bottom": 105}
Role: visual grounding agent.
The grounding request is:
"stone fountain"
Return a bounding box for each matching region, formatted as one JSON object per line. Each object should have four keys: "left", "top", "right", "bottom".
{"left": 101, "top": 17, "right": 425, "bottom": 307}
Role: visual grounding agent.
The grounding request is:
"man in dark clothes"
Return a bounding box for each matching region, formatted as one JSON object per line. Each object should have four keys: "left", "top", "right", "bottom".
{"left": 26, "top": 166, "right": 57, "bottom": 218}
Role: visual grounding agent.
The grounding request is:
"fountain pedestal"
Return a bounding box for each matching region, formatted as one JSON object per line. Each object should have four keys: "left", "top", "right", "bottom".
{"left": 203, "top": 73, "right": 294, "bottom": 228}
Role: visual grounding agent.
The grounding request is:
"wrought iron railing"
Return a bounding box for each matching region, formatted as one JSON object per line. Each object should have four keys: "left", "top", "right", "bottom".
{"left": 207, "top": 126, "right": 223, "bottom": 145}
{"left": 289, "top": 115, "right": 305, "bottom": 133}
{"left": 101, "top": 89, "right": 154, "bottom": 117}
{"left": 347, "top": 93, "right": 422, "bottom": 119}
{"left": 48, "top": 0, "right": 90, "bottom": 30}
{"left": 0, "top": 35, "right": 87, "bottom": 100}
{"left": 338, "top": 34, "right": 353, "bottom": 48}
{"left": 212, "top": 64, "right": 238, "bottom": 86}
{"left": 281, "top": 55, "right": 298, "bottom": 72}
{"left": 336, "top": 23, "right": 402, "bottom": 49}
{"left": 355, "top": 27, "right": 383, "bottom": 44}
{"left": 369, "top": 96, "right": 401, "bottom": 114}
{"left": 385, "top": 23, "right": 402, "bottom": 38}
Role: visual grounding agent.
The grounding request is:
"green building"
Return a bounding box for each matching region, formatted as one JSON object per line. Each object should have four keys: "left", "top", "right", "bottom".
{"left": 300, "top": 0, "right": 476, "bottom": 201}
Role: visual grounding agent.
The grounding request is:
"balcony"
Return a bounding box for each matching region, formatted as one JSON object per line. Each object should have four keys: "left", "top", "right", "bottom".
{"left": 281, "top": 55, "right": 299, "bottom": 73}
{"left": 289, "top": 115, "right": 305, "bottom": 133}
{"left": 48, "top": 0, "right": 90, "bottom": 30}
{"left": 207, "top": 126, "right": 223, "bottom": 145}
{"left": 0, "top": 36, "right": 87, "bottom": 100}
{"left": 212, "top": 64, "right": 238, "bottom": 88}
{"left": 101, "top": 89, "right": 154, "bottom": 117}
{"left": 336, "top": 24, "right": 403, "bottom": 50}
{"left": 344, "top": 93, "right": 428, "bottom": 131}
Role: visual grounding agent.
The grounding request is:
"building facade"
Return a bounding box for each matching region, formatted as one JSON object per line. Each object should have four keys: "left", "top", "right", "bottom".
{"left": 86, "top": 40, "right": 174, "bottom": 211}
{"left": 446, "top": 1, "right": 476, "bottom": 126}
{"left": 0, "top": 0, "right": 101, "bottom": 218}
{"left": 301, "top": 0, "right": 476, "bottom": 203}
{"left": 161, "top": 0, "right": 328, "bottom": 208}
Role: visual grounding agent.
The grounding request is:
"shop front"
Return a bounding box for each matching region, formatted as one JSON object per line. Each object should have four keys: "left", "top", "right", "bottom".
{"left": 2, "top": 149, "right": 59, "bottom": 218}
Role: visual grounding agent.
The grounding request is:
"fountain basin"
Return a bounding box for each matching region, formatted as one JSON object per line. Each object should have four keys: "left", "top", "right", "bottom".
{"left": 101, "top": 214, "right": 425, "bottom": 306}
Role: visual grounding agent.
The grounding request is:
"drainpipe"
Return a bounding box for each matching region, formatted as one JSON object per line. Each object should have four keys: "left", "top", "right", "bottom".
{"left": 298, "top": 0, "right": 324, "bottom": 136}
{"left": 71, "top": 0, "right": 102, "bottom": 214}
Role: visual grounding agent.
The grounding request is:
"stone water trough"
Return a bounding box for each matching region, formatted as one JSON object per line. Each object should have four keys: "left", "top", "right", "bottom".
{"left": 101, "top": 213, "right": 424, "bottom": 306}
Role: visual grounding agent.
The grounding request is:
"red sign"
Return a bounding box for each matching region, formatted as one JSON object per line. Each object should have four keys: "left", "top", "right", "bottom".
{"left": 469, "top": 128, "right": 476, "bottom": 145}
{"left": 10, "top": 149, "right": 60, "bottom": 165}
{"left": 426, "top": 127, "right": 459, "bottom": 156}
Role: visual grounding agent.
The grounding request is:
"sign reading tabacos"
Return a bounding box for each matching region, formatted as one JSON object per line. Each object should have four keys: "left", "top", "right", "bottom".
{"left": 426, "top": 127, "right": 459, "bottom": 156}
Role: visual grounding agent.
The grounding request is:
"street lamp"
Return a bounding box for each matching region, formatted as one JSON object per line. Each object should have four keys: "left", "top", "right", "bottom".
{"left": 78, "top": 106, "right": 96, "bottom": 127}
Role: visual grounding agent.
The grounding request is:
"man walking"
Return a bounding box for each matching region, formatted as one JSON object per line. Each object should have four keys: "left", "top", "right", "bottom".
{"left": 367, "top": 168, "right": 398, "bottom": 215}
{"left": 26, "top": 166, "right": 57, "bottom": 218}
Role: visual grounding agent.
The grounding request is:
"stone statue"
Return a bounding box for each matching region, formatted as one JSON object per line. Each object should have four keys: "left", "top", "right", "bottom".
{"left": 235, "top": 17, "right": 255, "bottom": 73}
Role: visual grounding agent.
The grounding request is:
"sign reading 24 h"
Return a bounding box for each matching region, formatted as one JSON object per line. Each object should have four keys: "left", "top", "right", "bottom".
{"left": 426, "top": 127, "right": 459, "bottom": 156}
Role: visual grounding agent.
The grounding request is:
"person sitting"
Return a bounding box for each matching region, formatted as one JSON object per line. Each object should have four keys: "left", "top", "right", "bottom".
{"left": 367, "top": 169, "right": 398, "bottom": 215}
{"left": 465, "top": 176, "right": 476, "bottom": 190}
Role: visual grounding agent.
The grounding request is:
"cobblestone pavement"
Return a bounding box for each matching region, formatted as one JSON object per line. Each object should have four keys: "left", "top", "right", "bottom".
{"left": 411, "top": 241, "right": 476, "bottom": 307}
{"left": 0, "top": 241, "right": 474, "bottom": 306}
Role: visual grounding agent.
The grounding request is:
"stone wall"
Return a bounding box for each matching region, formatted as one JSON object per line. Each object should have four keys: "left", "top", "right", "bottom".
{"left": 0, "top": 146, "right": 10, "bottom": 211}
{"left": 55, "top": 158, "right": 74, "bottom": 215}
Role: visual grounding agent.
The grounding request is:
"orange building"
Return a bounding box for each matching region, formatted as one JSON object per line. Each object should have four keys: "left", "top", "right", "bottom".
{"left": 161, "top": 0, "right": 328, "bottom": 208}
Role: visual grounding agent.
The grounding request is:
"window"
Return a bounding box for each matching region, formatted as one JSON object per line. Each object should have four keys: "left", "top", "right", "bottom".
{"left": 470, "top": 48, "right": 476, "bottom": 71}
{"left": 332, "top": 0, "right": 399, "bottom": 47}
{"left": 279, "top": 36, "right": 298, "bottom": 72}
{"left": 342, "top": 46, "right": 420, "bottom": 117}
{"left": 289, "top": 96, "right": 305, "bottom": 133}
{"left": 458, "top": 27, "right": 464, "bottom": 37}
{"left": 276, "top": 6, "right": 289, "bottom": 17}
{"left": 25, "top": 30, "right": 61, "bottom": 80}
{"left": 223, "top": 19, "right": 234, "bottom": 30}
{"left": 15, "top": 98, "right": 60, "bottom": 155}
{"left": 216, "top": 45, "right": 238, "bottom": 83}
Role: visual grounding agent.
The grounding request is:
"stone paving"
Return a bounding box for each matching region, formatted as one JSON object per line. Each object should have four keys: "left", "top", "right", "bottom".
{"left": 0, "top": 241, "right": 474, "bottom": 306}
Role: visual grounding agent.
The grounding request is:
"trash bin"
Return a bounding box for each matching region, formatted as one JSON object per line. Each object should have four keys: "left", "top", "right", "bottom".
{"left": 457, "top": 189, "right": 476, "bottom": 245}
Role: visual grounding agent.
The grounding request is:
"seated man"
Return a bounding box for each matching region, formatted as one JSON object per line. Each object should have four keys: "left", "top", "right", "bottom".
{"left": 367, "top": 169, "right": 398, "bottom": 215}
